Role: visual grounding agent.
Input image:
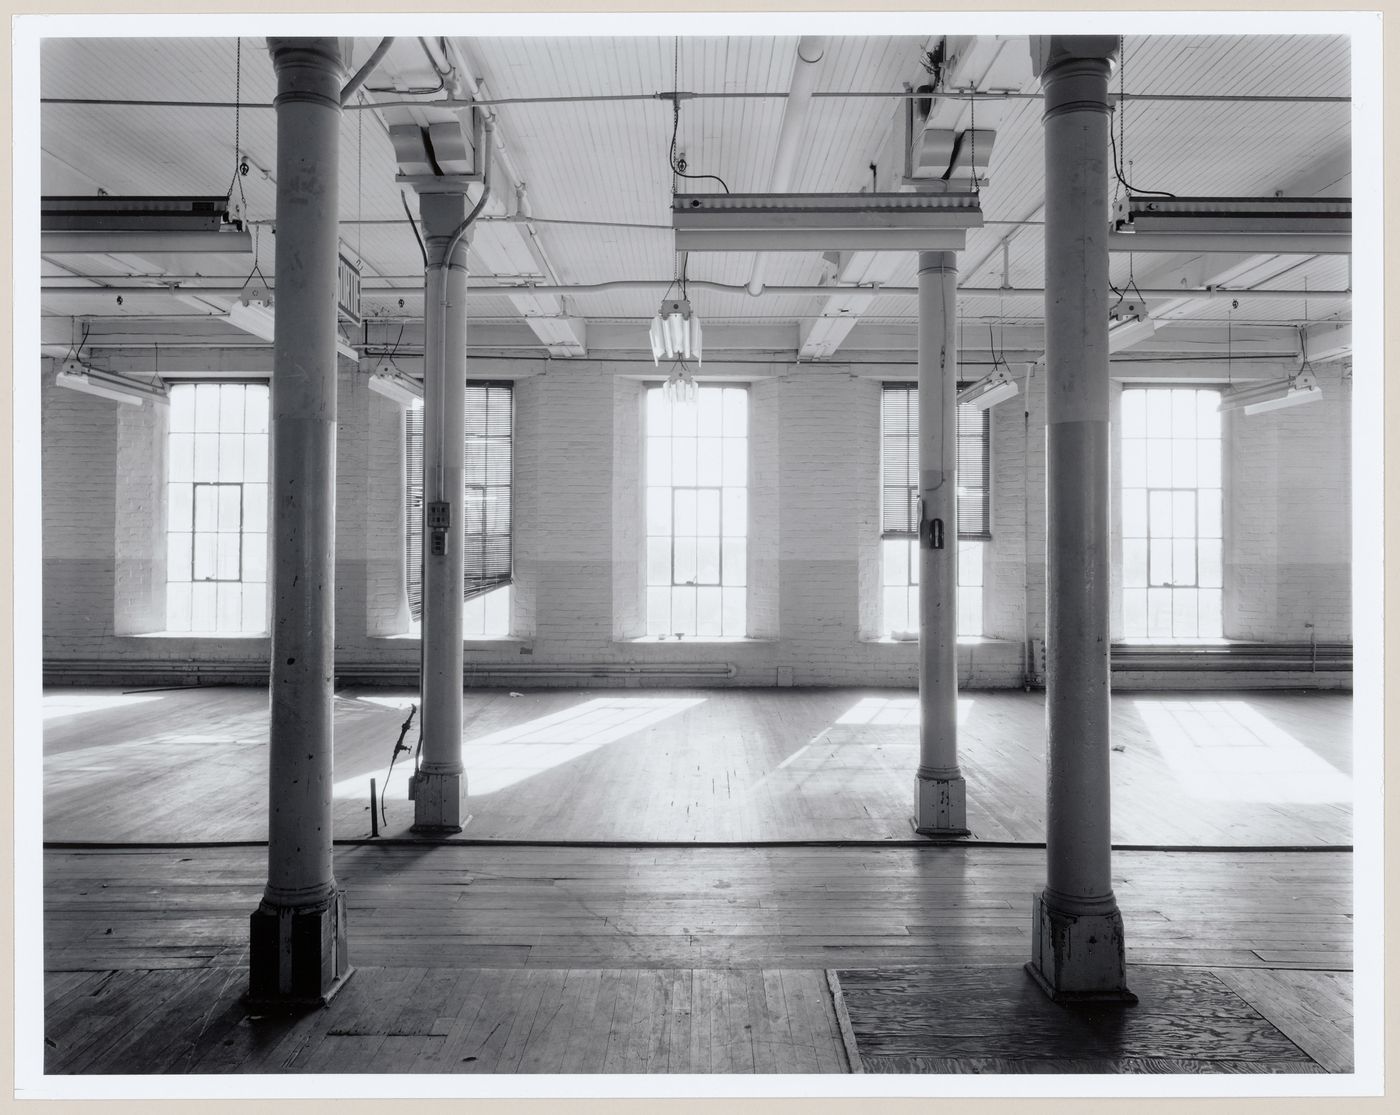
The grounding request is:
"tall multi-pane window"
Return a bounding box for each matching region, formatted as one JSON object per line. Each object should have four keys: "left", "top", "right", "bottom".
{"left": 165, "top": 382, "right": 269, "bottom": 634}
{"left": 1120, "top": 386, "right": 1223, "bottom": 638}
{"left": 645, "top": 384, "right": 747, "bottom": 637}
{"left": 880, "top": 384, "right": 990, "bottom": 637}
{"left": 406, "top": 382, "right": 513, "bottom": 636}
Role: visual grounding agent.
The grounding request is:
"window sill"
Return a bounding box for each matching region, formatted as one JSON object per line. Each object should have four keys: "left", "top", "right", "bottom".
{"left": 622, "top": 636, "right": 778, "bottom": 645}
{"left": 128, "top": 631, "right": 269, "bottom": 640}
{"left": 862, "top": 635, "right": 1016, "bottom": 646}
{"left": 370, "top": 633, "right": 529, "bottom": 645}
{"left": 1114, "top": 637, "right": 1232, "bottom": 646}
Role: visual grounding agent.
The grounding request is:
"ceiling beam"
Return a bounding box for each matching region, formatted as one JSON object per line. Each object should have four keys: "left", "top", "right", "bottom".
{"left": 796, "top": 35, "right": 1032, "bottom": 360}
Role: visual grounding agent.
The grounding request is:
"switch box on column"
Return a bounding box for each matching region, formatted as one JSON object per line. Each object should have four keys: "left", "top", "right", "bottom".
{"left": 427, "top": 501, "right": 450, "bottom": 556}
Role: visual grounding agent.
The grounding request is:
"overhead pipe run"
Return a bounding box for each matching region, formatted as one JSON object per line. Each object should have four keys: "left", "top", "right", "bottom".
{"left": 45, "top": 280, "right": 1352, "bottom": 303}
{"left": 341, "top": 37, "right": 395, "bottom": 105}
{"left": 746, "top": 36, "right": 827, "bottom": 296}
{"left": 42, "top": 91, "right": 1351, "bottom": 111}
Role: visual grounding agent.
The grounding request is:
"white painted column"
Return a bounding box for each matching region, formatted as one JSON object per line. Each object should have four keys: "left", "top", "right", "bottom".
{"left": 1026, "top": 35, "right": 1135, "bottom": 1003}
{"left": 249, "top": 37, "right": 353, "bottom": 1008}
{"left": 410, "top": 188, "right": 470, "bottom": 832}
{"left": 913, "top": 250, "right": 968, "bottom": 836}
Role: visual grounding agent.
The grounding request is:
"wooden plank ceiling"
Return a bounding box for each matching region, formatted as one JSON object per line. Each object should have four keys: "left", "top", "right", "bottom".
{"left": 36, "top": 31, "right": 1352, "bottom": 363}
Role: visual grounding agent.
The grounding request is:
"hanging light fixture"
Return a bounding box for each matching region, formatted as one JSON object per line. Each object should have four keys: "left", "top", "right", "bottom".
{"left": 662, "top": 362, "right": 699, "bottom": 406}
{"left": 649, "top": 297, "right": 702, "bottom": 365}
{"left": 368, "top": 370, "right": 424, "bottom": 408}
{"left": 55, "top": 359, "right": 168, "bottom": 407}
{"left": 956, "top": 366, "right": 1019, "bottom": 410}
{"left": 1217, "top": 369, "right": 1323, "bottom": 415}
{"left": 1107, "top": 300, "right": 1156, "bottom": 354}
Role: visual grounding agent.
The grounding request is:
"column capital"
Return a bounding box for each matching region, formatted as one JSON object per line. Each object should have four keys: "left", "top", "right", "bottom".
{"left": 1029, "top": 35, "right": 1119, "bottom": 78}
{"left": 267, "top": 38, "right": 349, "bottom": 108}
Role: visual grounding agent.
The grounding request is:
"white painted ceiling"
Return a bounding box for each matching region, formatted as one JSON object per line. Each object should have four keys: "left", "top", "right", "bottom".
{"left": 36, "top": 32, "right": 1353, "bottom": 365}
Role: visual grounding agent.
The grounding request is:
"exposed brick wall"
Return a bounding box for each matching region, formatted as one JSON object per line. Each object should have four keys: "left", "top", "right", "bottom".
{"left": 40, "top": 352, "right": 1353, "bottom": 689}
{"left": 113, "top": 394, "right": 166, "bottom": 634}
{"left": 42, "top": 362, "right": 119, "bottom": 651}
{"left": 1226, "top": 363, "right": 1351, "bottom": 640}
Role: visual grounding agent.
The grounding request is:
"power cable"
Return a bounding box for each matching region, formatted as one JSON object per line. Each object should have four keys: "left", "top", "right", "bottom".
{"left": 667, "top": 38, "right": 730, "bottom": 194}
{"left": 1109, "top": 36, "right": 1175, "bottom": 199}
{"left": 400, "top": 189, "right": 428, "bottom": 268}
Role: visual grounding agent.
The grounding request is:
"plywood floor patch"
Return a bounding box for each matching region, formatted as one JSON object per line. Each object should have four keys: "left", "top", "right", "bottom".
{"left": 835, "top": 965, "right": 1331, "bottom": 1074}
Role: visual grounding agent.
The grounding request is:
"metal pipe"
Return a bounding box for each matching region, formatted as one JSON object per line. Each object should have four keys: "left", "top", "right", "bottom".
{"left": 249, "top": 35, "right": 352, "bottom": 1007}
{"left": 1029, "top": 36, "right": 1132, "bottom": 1001}
{"left": 41, "top": 91, "right": 1351, "bottom": 111}
{"left": 746, "top": 36, "right": 827, "bottom": 296}
{"left": 341, "top": 37, "right": 395, "bottom": 105}
{"left": 913, "top": 250, "right": 967, "bottom": 836}
{"left": 45, "top": 280, "right": 1353, "bottom": 302}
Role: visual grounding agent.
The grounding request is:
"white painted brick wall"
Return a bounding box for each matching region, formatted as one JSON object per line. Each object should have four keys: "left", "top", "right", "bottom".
{"left": 40, "top": 352, "right": 1352, "bottom": 688}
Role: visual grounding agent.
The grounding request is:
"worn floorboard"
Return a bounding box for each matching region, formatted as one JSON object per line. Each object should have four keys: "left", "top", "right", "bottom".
{"left": 42, "top": 686, "right": 1352, "bottom": 846}
{"left": 39, "top": 843, "right": 1354, "bottom": 1076}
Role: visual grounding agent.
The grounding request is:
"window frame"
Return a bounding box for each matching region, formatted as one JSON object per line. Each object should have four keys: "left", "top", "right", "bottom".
{"left": 1118, "top": 383, "right": 1225, "bottom": 640}
{"left": 405, "top": 380, "right": 515, "bottom": 628}
{"left": 642, "top": 382, "right": 750, "bottom": 638}
{"left": 163, "top": 379, "right": 270, "bottom": 636}
{"left": 879, "top": 381, "right": 992, "bottom": 638}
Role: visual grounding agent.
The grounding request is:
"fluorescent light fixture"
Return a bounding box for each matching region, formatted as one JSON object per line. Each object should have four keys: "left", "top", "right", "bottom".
{"left": 1110, "top": 195, "right": 1350, "bottom": 255}
{"left": 957, "top": 366, "right": 1019, "bottom": 410}
{"left": 662, "top": 364, "right": 698, "bottom": 406}
{"left": 1107, "top": 301, "right": 1156, "bottom": 354}
{"left": 1218, "top": 370, "right": 1323, "bottom": 415}
{"left": 227, "top": 298, "right": 277, "bottom": 342}
{"left": 649, "top": 298, "right": 702, "bottom": 364}
{"left": 227, "top": 280, "right": 359, "bottom": 362}
{"left": 368, "top": 371, "right": 424, "bottom": 407}
{"left": 41, "top": 194, "right": 252, "bottom": 254}
{"left": 674, "top": 192, "right": 982, "bottom": 252}
{"left": 55, "top": 359, "right": 168, "bottom": 407}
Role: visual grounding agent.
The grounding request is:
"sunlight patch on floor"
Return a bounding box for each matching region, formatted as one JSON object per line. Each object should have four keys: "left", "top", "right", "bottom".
{"left": 1133, "top": 698, "right": 1352, "bottom": 804}
{"left": 333, "top": 696, "right": 705, "bottom": 800}
{"left": 43, "top": 692, "right": 164, "bottom": 721}
{"left": 832, "top": 696, "right": 975, "bottom": 728}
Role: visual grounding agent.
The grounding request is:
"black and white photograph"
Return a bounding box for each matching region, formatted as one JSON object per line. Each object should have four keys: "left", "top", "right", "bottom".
{"left": 11, "top": 7, "right": 1385, "bottom": 1102}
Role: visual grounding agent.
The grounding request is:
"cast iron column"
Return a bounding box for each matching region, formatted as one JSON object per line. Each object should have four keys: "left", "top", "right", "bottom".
{"left": 248, "top": 37, "right": 353, "bottom": 1008}
{"left": 1026, "top": 34, "right": 1135, "bottom": 1003}
{"left": 913, "top": 250, "right": 968, "bottom": 835}
{"left": 410, "top": 187, "right": 470, "bottom": 832}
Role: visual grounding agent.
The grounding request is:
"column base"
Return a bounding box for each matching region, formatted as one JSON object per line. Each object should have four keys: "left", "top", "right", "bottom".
{"left": 912, "top": 774, "right": 970, "bottom": 836}
{"left": 409, "top": 769, "right": 468, "bottom": 833}
{"left": 1026, "top": 890, "right": 1137, "bottom": 1003}
{"left": 246, "top": 890, "right": 353, "bottom": 1011}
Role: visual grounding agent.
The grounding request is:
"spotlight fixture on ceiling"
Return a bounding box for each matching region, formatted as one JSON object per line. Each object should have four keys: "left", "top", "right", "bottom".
{"left": 1107, "top": 300, "right": 1156, "bottom": 354}
{"left": 956, "top": 366, "right": 1019, "bottom": 411}
{"left": 367, "top": 371, "right": 424, "bottom": 408}
{"left": 650, "top": 298, "right": 702, "bottom": 365}
{"left": 55, "top": 359, "right": 168, "bottom": 407}
{"left": 1218, "top": 369, "right": 1323, "bottom": 416}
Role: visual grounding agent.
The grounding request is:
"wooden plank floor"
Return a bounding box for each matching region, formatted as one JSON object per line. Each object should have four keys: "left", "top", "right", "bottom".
{"left": 41, "top": 686, "right": 1353, "bottom": 845}
{"left": 40, "top": 844, "right": 1353, "bottom": 1075}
